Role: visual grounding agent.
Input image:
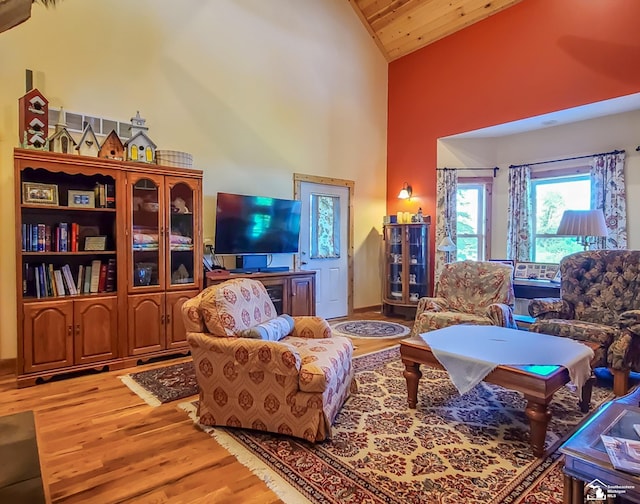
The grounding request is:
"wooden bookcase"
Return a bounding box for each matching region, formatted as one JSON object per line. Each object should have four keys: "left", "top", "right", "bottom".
{"left": 14, "top": 148, "right": 203, "bottom": 387}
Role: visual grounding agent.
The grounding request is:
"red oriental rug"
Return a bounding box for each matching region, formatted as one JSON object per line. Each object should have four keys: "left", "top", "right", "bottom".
{"left": 179, "top": 347, "right": 614, "bottom": 504}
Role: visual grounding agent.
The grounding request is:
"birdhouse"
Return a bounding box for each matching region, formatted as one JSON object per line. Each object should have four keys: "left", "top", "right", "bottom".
{"left": 76, "top": 123, "right": 100, "bottom": 157}
{"left": 124, "top": 111, "right": 156, "bottom": 163}
{"left": 48, "top": 108, "right": 77, "bottom": 154}
{"left": 18, "top": 88, "right": 49, "bottom": 149}
{"left": 99, "top": 130, "right": 125, "bottom": 160}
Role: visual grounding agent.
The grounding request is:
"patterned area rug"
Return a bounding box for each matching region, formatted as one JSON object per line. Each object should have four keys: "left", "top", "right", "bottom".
{"left": 119, "top": 361, "right": 197, "bottom": 406}
{"left": 179, "top": 347, "right": 614, "bottom": 504}
{"left": 331, "top": 320, "right": 410, "bottom": 339}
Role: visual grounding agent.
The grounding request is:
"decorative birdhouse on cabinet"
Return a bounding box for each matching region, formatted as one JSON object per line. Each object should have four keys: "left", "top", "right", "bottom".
{"left": 76, "top": 123, "right": 100, "bottom": 157}
{"left": 48, "top": 108, "right": 77, "bottom": 154}
{"left": 18, "top": 88, "right": 49, "bottom": 149}
{"left": 124, "top": 111, "right": 156, "bottom": 163}
{"left": 99, "top": 130, "right": 125, "bottom": 160}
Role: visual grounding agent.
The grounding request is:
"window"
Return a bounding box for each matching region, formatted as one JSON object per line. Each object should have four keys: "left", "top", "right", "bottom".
{"left": 456, "top": 179, "right": 491, "bottom": 261}
{"left": 531, "top": 171, "right": 591, "bottom": 263}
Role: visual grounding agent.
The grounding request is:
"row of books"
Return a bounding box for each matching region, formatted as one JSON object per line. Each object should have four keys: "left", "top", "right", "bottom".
{"left": 22, "top": 223, "right": 100, "bottom": 252}
{"left": 95, "top": 182, "right": 116, "bottom": 209}
{"left": 24, "top": 259, "right": 116, "bottom": 298}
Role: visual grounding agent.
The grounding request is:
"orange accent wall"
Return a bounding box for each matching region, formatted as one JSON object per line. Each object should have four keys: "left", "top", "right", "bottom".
{"left": 387, "top": 0, "right": 640, "bottom": 271}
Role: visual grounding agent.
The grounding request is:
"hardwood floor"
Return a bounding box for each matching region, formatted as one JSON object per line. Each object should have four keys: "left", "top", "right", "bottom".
{"left": 0, "top": 310, "right": 412, "bottom": 504}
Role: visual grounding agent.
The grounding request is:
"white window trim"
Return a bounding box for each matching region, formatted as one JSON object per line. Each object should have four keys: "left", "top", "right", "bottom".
{"left": 457, "top": 177, "right": 492, "bottom": 260}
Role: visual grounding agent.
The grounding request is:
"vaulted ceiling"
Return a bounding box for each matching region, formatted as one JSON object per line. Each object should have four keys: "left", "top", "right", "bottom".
{"left": 348, "top": 0, "right": 523, "bottom": 61}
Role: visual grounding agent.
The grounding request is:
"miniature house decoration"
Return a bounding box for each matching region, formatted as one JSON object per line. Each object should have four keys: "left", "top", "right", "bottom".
{"left": 99, "top": 130, "right": 125, "bottom": 160}
{"left": 18, "top": 88, "right": 49, "bottom": 149}
{"left": 48, "top": 107, "right": 77, "bottom": 154}
{"left": 76, "top": 123, "right": 101, "bottom": 157}
{"left": 124, "top": 111, "right": 156, "bottom": 163}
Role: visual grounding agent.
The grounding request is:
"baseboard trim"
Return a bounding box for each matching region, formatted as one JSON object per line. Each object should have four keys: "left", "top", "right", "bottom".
{"left": 0, "top": 359, "right": 16, "bottom": 376}
{"left": 353, "top": 305, "right": 381, "bottom": 314}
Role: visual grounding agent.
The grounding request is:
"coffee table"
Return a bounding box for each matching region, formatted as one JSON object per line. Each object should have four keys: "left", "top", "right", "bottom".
{"left": 400, "top": 337, "right": 595, "bottom": 457}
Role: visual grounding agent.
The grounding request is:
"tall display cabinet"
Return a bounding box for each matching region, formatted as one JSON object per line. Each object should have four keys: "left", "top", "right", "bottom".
{"left": 14, "top": 148, "right": 202, "bottom": 387}
{"left": 382, "top": 220, "right": 430, "bottom": 317}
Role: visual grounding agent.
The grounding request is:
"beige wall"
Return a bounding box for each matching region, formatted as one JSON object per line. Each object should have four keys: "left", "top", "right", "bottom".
{"left": 438, "top": 108, "right": 640, "bottom": 257}
{"left": 0, "top": 0, "right": 388, "bottom": 359}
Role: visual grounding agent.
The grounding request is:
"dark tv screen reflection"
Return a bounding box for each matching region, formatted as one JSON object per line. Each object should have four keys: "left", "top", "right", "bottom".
{"left": 214, "top": 192, "right": 302, "bottom": 255}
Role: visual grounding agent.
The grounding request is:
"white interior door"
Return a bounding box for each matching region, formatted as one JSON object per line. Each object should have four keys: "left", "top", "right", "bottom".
{"left": 299, "top": 182, "right": 349, "bottom": 319}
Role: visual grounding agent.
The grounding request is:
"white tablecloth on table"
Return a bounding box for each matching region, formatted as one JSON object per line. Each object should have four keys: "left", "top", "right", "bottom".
{"left": 420, "top": 325, "right": 594, "bottom": 395}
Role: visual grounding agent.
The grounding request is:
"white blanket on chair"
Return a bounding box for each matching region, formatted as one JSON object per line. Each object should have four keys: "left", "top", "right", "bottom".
{"left": 421, "top": 325, "right": 594, "bottom": 395}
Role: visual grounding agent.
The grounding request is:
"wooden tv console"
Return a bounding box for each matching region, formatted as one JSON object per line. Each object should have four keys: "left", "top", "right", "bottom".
{"left": 205, "top": 270, "right": 316, "bottom": 316}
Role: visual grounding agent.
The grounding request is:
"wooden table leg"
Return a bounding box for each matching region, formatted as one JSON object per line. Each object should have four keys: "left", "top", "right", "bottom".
{"left": 402, "top": 359, "right": 422, "bottom": 409}
{"left": 570, "top": 477, "right": 583, "bottom": 504}
{"left": 579, "top": 374, "right": 595, "bottom": 413}
{"left": 563, "top": 473, "right": 573, "bottom": 504}
{"left": 525, "top": 399, "right": 551, "bottom": 457}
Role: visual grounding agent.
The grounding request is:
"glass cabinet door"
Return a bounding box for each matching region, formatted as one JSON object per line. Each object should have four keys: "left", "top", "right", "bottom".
{"left": 385, "top": 224, "right": 404, "bottom": 302}
{"left": 167, "top": 178, "right": 197, "bottom": 288}
{"left": 407, "top": 224, "right": 429, "bottom": 303}
{"left": 130, "top": 175, "right": 164, "bottom": 290}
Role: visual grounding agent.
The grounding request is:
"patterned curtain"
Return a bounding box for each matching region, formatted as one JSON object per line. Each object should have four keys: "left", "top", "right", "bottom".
{"left": 435, "top": 168, "right": 458, "bottom": 281}
{"left": 506, "top": 165, "right": 532, "bottom": 261}
{"left": 591, "top": 152, "right": 627, "bottom": 249}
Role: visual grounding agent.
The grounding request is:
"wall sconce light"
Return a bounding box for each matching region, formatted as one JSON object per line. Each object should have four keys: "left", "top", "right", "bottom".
{"left": 398, "top": 182, "right": 412, "bottom": 200}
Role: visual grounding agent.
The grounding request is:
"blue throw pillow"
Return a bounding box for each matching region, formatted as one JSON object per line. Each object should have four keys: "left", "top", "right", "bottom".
{"left": 238, "top": 314, "right": 295, "bottom": 341}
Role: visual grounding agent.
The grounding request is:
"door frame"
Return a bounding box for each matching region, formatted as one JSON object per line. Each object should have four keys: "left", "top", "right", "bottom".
{"left": 293, "top": 173, "right": 354, "bottom": 317}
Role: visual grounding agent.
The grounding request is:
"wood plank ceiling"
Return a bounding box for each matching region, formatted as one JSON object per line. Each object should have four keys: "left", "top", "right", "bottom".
{"left": 349, "top": 0, "right": 523, "bottom": 61}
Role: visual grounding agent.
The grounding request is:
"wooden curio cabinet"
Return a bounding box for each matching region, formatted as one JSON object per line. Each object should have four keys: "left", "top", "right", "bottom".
{"left": 126, "top": 170, "right": 202, "bottom": 358}
{"left": 14, "top": 148, "right": 203, "bottom": 387}
{"left": 382, "top": 220, "right": 430, "bottom": 318}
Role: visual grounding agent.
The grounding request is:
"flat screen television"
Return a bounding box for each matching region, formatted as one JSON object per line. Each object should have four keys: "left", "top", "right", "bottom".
{"left": 214, "top": 192, "right": 302, "bottom": 255}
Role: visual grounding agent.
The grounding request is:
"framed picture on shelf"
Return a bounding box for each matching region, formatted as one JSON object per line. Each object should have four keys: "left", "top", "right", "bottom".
{"left": 84, "top": 236, "right": 107, "bottom": 251}
{"left": 22, "top": 182, "right": 59, "bottom": 206}
{"left": 68, "top": 190, "right": 95, "bottom": 208}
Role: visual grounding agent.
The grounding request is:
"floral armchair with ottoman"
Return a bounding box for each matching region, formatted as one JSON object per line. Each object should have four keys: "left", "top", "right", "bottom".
{"left": 410, "top": 260, "right": 517, "bottom": 337}
{"left": 181, "top": 277, "right": 356, "bottom": 442}
{"left": 528, "top": 250, "right": 640, "bottom": 396}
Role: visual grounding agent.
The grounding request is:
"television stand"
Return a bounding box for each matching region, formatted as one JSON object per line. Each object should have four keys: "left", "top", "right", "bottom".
{"left": 206, "top": 270, "right": 315, "bottom": 316}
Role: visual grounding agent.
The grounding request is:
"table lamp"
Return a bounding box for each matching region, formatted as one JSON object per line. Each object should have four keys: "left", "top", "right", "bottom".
{"left": 556, "top": 209, "right": 608, "bottom": 250}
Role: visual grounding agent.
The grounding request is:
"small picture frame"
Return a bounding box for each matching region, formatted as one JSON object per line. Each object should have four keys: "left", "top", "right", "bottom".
{"left": 84, "top": 236, "right": 107, "bottom": 251}
{"left": 22, "top": 182, "right": 59, "bottom": 206}
{"left": 68, "top": 190, "right": 95, "bottom": 208}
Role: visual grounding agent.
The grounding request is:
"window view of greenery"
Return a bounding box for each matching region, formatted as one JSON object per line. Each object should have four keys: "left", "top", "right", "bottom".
{"left": 456, "top": 185, "right": 484, "bottom": 261}
{"left": 532, "top": 175, "right": 590, "bottom": 263}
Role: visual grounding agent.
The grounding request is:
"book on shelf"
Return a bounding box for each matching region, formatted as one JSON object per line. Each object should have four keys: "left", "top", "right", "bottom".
{"left": 47, "top": 264, "right": 57, "bottom": 297}
{"left": 98, "top": 263, "right": 108, "bottom": 292}
{"left": 53, "top": 270, "right": 66, "bottom": 297}
{"left": 61, "top": 264, "right": 77, "bottom": 295}
{"left": 601, "top": 434, "right": 640, "bottom": 475}
{"left": 90, "top": 260, "right": 101, "bottom": 293}
{"left": 83, "top": 265, "right": 92, "bottom": 294}
{"left": 105, "top": 258, "right": 116, "bottom": 292}
{"left": 76, "top": 265, "right": 84, "bottom": 293}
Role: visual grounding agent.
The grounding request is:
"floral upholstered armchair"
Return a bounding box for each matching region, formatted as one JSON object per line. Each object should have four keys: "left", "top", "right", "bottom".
{"left": 181, "top": 278, "right": 356, "bottom": 442}
{"left": 410, "top": 260, "right": 517, "bottom": 337}
{"left": 528, "top": 250, "right": 640, "bottom": 395}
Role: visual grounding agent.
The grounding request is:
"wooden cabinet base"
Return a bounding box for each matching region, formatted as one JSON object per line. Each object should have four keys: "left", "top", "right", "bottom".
{"left": 16, "top": 358, "right": 128, "bottom": 388}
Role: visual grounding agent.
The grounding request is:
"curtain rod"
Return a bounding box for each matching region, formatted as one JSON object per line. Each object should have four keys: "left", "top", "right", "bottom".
{"left": 439, "top": 166, "right": 499, "bottom": 177}
{"left": 509, "top": 149, "right": 625, "bottom": 169}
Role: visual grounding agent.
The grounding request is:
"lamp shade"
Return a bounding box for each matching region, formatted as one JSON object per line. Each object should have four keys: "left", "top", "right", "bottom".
{"left": 437, "top": 235, "right": 457, "bottom": 252}
{"left": 556, "top": 209, "right": 608, "bottom": 237}
{"left": 398, "top": 182, "right": 412, "bottom": 199}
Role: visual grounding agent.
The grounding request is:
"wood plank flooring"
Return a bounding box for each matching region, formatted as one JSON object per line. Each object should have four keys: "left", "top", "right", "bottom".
{"left": 0, "top": 310, "right": 412, "bottom": 504}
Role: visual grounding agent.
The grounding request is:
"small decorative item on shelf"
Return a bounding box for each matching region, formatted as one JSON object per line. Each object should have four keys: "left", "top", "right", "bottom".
{"left": 156, "top": 150, "right": 193, "bottom": 168}
{"left": 134, "top": 263, "right": 153, "bottom": 286}
{"left": 76, "top": 123, "right": 100, "bottom": 157}
{"left": 48, "top": 107, "right": 77, "bottom": 154}
{"left": 18, "top": 88, "right": 49, "bottom": 150}
{"left": 84, "top": 236, "right": 107, "bottom": 251}
{"left": 22, "top": 182, "right": 58, "bottom": 205}
{"left": 171, "top": 197, "right": 190, "bottom": 214}
{"left": 67, "top": 190, "right": 95, "bottom": 208}
{"left": 98, "top": 130, "right": 125, "bottom": 160}
{"left": 124, "top": 111, "right": 156, "bottom": 163}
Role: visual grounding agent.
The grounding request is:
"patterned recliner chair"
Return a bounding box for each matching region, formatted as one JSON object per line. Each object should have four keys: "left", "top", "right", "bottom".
{"left": 410, "top": 260, "right": 517, "bottom": 337}
{"left": 182, "top": 278, "right": 356, "bottom": 442}
{"left": 529, "top": 250, "right": 640, "bottom": 396}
